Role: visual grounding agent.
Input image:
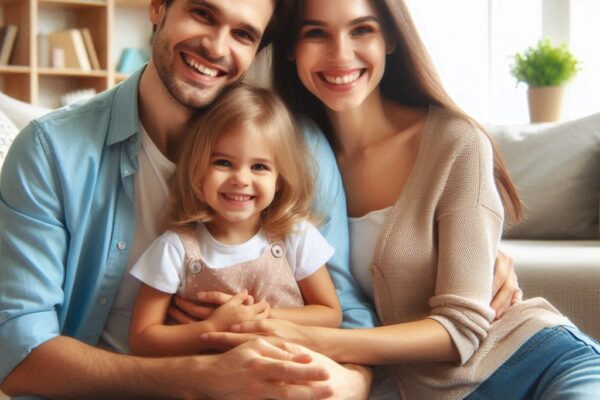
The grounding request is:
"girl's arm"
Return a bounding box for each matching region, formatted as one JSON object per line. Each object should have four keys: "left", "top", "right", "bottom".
{"left": 269, "top": 266, "right": 343, "bottom": 328}
{"left": 129, "top": 284, "right": 269, "bottom": 356}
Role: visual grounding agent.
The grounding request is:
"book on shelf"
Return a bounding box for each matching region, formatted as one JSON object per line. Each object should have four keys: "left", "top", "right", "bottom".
{"left": 0, "top": 25, "right": 18, "bottom": 66}
{"left": 48, "top": 29, "right": 91, "bottom": 71}
{"left": 80, "top": 28, "right": 101, "bottom": 70}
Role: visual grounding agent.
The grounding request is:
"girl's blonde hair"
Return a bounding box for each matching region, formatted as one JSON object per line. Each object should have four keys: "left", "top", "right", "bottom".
{"left": 168, "top": 83, "right": 315, "bottom": 237}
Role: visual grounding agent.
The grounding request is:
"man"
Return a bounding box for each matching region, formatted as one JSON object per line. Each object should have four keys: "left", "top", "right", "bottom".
{"left": 0, "top": 0, "right": 375, "bottom": 398}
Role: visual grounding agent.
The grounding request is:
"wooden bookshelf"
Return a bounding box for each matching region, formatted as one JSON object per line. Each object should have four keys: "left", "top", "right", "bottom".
{"left": 0, "top": 0, "right": 148, "bottom": 106}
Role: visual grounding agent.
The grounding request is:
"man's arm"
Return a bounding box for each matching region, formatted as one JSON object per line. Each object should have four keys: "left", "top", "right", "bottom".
{"left": 1, "top": 336, "right": 333, "bottom": 399}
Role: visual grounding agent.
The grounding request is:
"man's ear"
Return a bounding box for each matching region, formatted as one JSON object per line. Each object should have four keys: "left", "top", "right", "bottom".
{"left": 149, "top": 0, "right": 166, "bottom": 26}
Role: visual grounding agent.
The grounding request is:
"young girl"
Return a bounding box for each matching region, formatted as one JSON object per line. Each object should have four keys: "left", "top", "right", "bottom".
{"left": 128, "top": 83, "right": 342, "bottom": 356}
{"left": 204, "top": 0, "right": 600, "bottom": 398}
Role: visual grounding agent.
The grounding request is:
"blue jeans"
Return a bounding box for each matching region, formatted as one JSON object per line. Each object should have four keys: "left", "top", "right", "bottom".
{"left": 467, "top": 326, "right": 600, "bottom": 399}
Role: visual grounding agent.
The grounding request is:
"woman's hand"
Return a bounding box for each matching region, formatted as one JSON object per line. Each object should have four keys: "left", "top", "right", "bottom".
{"left": 491, "top": 249, "right": 523, "bottom": 319}
{"left": 202, "top": 319, "right": 318, "bottom": 351}
{"left": 206, "top": 291, "right": 271, "bottom": 332}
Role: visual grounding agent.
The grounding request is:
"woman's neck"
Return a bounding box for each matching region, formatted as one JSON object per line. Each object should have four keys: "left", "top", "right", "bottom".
{"left": 327, "top": 90, "right": 407, "bottom": 158}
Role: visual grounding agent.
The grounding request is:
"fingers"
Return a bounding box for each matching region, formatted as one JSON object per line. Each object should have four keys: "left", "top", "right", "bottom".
{"left": 168, "top": 304, "right": 196, "bottom": 324}
{"left": 245, "top": 299, "right": 270, "bottom": 317}
{"left": 224, "top": 290, "right": 249, "bottom": 307}
{"left": 491, "top": 250, "right": 510, "bottom": 296}
{"left": 172, "top": 296, "right": 215, "bottom": 320}
{"left": 202, "top": 331, "right": 262, "bottom": 347}
{"left": 231, "top": 320, "right": 272, "bottom": 333}
{"left": 197, "top": 291, "right": 235, "bottom": 305}
{"left": 258, "top": 383, "right": 333, "bottom": 400}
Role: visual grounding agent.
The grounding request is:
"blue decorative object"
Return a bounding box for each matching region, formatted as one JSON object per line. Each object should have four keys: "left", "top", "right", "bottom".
{"left": 116, "top": 48, "right": 149, "bottom": 74}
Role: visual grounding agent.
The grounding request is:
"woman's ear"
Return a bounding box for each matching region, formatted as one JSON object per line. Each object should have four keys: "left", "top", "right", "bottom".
{"left": 386, "top": 38, "right": 397, "bottom": 55}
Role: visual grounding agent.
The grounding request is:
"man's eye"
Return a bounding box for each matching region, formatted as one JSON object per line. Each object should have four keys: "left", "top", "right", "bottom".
{"left": 214, "top": 159, "right": 232, "bottom": 167}
{"left": 192, "top": 8, "right": 213, "bottom": 22}
{"left": 234, "top": 30, "right": 256, "bottom": 43}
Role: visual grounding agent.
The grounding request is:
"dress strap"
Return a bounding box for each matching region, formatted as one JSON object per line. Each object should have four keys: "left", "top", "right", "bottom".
{"left": 176, "top": 225, "right": 202, "bottom": 260}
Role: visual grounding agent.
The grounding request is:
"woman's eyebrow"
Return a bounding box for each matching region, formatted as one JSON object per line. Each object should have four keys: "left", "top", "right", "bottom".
{"left": 299, "top": 15, "right": 380, "bottom": 29}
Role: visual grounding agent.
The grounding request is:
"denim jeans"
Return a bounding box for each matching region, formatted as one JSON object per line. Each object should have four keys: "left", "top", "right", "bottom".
{"left": 466, "top": 326, "right": 600, "bottom": 399}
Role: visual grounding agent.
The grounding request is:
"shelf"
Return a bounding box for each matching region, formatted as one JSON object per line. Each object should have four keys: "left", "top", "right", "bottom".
{"left": 115, "top": 0, "right": 147, "bottom": 7}
{"left": 38, "top": 67, "right": 109, "bottom": 77}
{"left": 38, "top": 0, "right": 107, "bottom": 9}
{"left": 0, "top": 65, "right": 31, "bottom": 74}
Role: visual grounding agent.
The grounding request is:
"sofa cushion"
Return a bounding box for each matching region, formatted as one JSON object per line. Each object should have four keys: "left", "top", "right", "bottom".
{"left": 0, "top": 108, "right": 18, "bottom": 171}
{"left": 490, "top": 112, "right": 600, "bottom": 239}
{"left": 0, "top": 92, "right": 51, "bottom": 131}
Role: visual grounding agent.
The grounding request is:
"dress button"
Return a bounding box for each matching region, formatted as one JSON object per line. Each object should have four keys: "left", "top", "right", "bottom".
{"left": 117, "top": 241, "right": 127, "bottom": 250}
{"left": 271, "top": 244, "right": 284, "bottom": 258}
{"left": 99, "top": 297, "right": 108, "bottom": 305}
{"left": 189, "top": 260, "right": 202, "bottom": 274}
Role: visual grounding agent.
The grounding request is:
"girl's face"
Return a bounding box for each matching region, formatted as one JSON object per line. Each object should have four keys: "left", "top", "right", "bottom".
{"left": 294, "top": 0, "right": 390, "bottom": 112}
{"left": 202, "top": 126, "right": 279, "bottom": 234}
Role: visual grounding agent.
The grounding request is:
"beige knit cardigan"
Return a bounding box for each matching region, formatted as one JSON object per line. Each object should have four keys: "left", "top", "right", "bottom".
{"left": 370, "top": 107, "right": 570, "bottom": 399}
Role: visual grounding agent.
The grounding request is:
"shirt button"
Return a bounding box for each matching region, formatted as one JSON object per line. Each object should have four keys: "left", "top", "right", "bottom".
{"left": 117, "top": 241, "right": 127, "bottom": 250}
{"left": 99, "top": 297, "right": 108, "bottom": 305}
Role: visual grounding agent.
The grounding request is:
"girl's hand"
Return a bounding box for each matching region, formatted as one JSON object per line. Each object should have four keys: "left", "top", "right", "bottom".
{"left": 207, "top": 290, "right": 271, "bottom": 332}
{"left": 168, "top": 291, "right": 255, "bottom": 324}
{"left": 202, "top": 319, "right": 316, "bottom": 350}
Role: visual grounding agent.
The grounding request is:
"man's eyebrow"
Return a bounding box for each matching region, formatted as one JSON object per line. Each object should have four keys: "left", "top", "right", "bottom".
{"left": 187, "top": 0, "right": 263, "bottom": 40}
{"left": 300, "top": 16, "right": 380, "bottom": 29}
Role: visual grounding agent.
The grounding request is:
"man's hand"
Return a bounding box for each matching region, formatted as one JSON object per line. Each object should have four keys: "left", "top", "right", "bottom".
{"left": 491, "top": 249, "right": 523, "bottom": 319}
{"left": 194, "top": 339, "right": 334, "bottom": 400}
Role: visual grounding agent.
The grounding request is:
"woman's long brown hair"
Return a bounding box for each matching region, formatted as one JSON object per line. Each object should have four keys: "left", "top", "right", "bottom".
{"left": 272, "top": 0, "right": 521, "bottom": 223}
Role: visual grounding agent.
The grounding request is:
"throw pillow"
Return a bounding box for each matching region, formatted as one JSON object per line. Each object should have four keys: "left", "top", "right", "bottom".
{"left": 490, "top": 112, "right": 600, "bottom": 239}
{"left": 0, "top": 108, "right": 18, "bottom": 171}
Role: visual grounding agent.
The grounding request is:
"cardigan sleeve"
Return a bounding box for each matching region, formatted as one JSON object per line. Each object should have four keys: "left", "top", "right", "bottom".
{"left": 428, "top": 128, "right": 504, "bottom": 365}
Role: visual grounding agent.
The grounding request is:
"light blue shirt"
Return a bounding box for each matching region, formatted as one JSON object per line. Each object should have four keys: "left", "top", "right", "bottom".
{"left": 0, "top": 68, "right": 378, "bottom": 386}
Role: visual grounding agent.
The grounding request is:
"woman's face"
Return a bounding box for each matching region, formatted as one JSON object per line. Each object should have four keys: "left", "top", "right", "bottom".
{"left": 294, "top": 0, "right": 390, "bottom": 112}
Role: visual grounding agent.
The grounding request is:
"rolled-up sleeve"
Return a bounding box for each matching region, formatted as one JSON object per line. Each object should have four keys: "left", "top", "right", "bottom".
{"left": 428, "top": 131, "right": 503, "bottom": 364}
{"left": 301, "top": 118, "right": 379, "bottom": 329}
{"left": 0, "top": 122, "right": 66, "bottom": 381}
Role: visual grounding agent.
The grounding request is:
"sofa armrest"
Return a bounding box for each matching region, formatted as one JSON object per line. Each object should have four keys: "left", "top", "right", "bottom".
{"left": 500, "top": 240, "right": 600, "bottom": 341}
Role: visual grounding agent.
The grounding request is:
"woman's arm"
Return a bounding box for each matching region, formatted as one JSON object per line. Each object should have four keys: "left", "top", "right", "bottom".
{"left": 270, "top": 266, "right": 343, "bottom": 328}
{"left": 129, "top": 284, "right": 269, "bottom": 356}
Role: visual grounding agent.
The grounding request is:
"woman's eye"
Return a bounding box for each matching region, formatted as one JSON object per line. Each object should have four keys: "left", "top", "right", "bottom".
{"left": 303, "top": 28, "right": 327, "bottom": 39}
{"left": 352, "top": 26, "right": 374, "bottom": 36}
{"left": 214, "top": 159, "right": 231, "bottom": 167}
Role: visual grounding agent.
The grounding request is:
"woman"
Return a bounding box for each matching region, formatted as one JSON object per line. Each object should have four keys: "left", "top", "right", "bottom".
{"left": 206, "top": 0, "right": 600, "bottom": 398}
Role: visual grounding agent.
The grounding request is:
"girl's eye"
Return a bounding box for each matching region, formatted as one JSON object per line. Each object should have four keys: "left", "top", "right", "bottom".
{"left": 214, "top": 159, "right": 232, "bottom": 167}
{"left": 303, "top": 28, "right": 327, "bottom": 39}
{"left": 251, "top": 163, "right": 269, "bottom": 171}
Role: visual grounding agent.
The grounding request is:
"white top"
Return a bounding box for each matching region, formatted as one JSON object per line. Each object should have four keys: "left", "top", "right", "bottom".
{"left": 130, "top": 221, "right": 334, "bottom": 295}
{"left": 101, "top": 124, "right": 176, "bottom": 353}
{"left": 348, "top": 207, "right": 393, "bottom": 302}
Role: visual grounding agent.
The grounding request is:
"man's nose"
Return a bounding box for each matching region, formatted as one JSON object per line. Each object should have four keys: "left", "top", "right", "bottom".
{"left": 202, "top": 27, "right": 230, "bottom": 60}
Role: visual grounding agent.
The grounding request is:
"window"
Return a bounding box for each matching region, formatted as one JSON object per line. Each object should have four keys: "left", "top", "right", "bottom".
{"left": 405, "top": 0, "right": 599, "bottom": 124}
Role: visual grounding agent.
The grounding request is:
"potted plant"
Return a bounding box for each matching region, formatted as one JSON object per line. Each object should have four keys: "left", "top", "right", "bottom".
{"left": 510, "top": 38, "right": 580, "bottom": 122}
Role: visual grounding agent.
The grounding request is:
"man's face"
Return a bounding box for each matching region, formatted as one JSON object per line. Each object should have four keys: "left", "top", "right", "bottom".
{"left": 150, "top": 0, "right": 275, "bottom": 109}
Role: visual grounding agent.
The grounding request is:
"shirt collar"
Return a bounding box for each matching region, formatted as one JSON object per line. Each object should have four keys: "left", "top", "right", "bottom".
{"left": 106, "top": 66, "right": 146, "bottom": 146}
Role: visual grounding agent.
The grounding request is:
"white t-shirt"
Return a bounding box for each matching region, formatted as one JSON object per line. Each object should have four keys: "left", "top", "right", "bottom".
{"left": 100, "top": 124, "right": 175, "bottom": 353}
{"left": 348, "top": 207, "right": 392, "bottom": 302}
{"left": 130, "top": 222, "right": 334, "bottom": 295}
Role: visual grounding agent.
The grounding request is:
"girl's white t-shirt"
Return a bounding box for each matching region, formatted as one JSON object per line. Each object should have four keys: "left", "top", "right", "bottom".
{"left": 130, "top": 221, "right": 334, "bottom": 295}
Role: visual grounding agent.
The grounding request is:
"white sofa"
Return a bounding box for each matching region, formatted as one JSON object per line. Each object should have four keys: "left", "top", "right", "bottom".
{"left": 1, "top": 94, "right": 599, "bottom": 344}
